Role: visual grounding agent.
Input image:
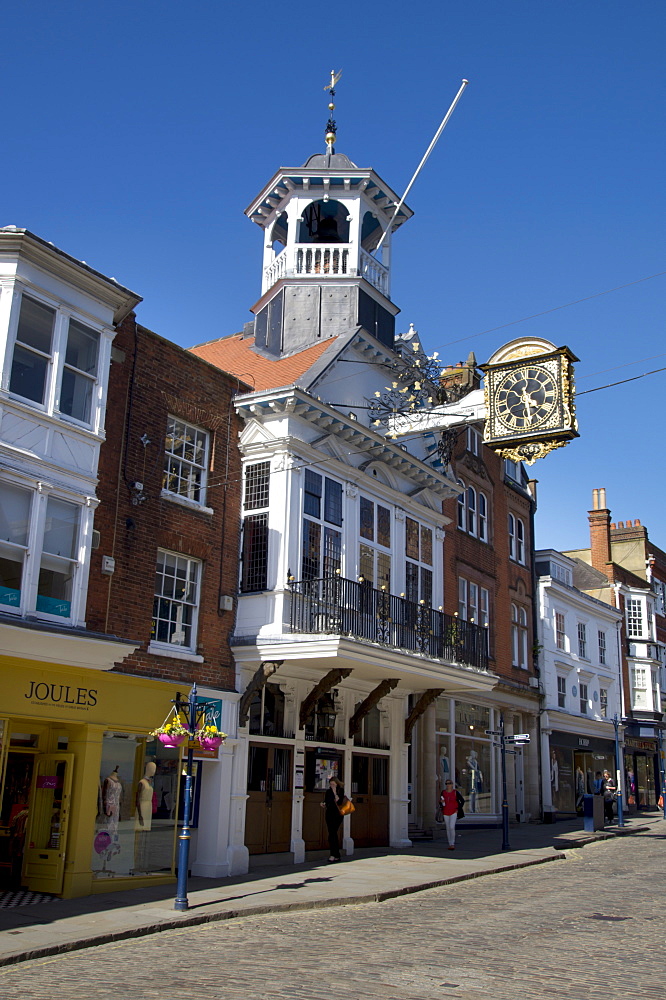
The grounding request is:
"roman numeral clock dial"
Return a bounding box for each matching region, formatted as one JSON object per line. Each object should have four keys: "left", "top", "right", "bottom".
{"left": 480, "top": 339, "right": 579, "bottom": 466}
{"left": 495, "top": 366, "right": 558, "bottom": 431}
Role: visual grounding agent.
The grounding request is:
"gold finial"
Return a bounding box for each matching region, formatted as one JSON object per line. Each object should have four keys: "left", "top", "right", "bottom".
{"left": 323, "top": 68, "right": 342, "bottom": 151}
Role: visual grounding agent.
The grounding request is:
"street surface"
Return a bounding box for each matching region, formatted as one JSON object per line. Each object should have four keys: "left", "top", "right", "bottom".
{"left": 1, "top": 828, "right": 663, "bottom": 999}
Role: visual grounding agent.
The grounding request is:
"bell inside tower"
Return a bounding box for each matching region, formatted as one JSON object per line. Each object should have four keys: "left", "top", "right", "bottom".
{"left": 298, "top": 200, "right": 349, "bottom": 244}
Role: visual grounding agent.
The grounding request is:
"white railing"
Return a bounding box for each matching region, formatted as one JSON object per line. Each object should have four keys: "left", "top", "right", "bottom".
{"left": 360, "top": 249, "right": 389, "bottom": 297}
{"left": 262, "top": 244, "right": 390, "bottom": 299}
{"left": 295, "top": 244, "right": 350, "bottom": 277}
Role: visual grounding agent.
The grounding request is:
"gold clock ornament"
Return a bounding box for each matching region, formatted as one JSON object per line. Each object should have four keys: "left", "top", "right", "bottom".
{"left": 480, "top": 337, "right": 579, "bottom": 465}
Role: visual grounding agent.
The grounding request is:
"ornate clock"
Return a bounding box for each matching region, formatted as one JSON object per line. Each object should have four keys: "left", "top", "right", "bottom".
{"left": 481, "top": 337, "right": 579, "bottom": 465}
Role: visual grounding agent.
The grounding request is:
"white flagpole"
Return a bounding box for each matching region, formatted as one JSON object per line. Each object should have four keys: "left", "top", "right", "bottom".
{"left": 375, "top": 78, "right": 469, "bottom": 255}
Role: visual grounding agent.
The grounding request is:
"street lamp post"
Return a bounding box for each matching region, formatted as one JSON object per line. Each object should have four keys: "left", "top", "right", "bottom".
{"left": 486, "top": 715, "right": 530, "bottom": 852}
{"left": 173, "top": 682, "right": 218, "bottom": 912}
{"left": 612, "top": 713, "right": 624, "bottom": 828}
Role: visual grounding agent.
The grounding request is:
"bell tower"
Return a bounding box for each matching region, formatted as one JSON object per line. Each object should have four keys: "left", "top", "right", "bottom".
{"left": 244, "top": 76, "right": 413, "bottom": 356}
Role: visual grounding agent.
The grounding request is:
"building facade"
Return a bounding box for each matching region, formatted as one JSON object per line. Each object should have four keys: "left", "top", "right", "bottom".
{"left": 436, "top": 357, "right": 541, "bottom": 827}
{"left": 191, "top": 146, "right": 497, "bottom": 865}
{"left": 535, "top": 548, "right": 623, "bottom": 817}
{"left": 0, "top": 228, "right": 147, "bottom": 897}
{"left": 564, "top": 489, "right": 665, "bottom": 811}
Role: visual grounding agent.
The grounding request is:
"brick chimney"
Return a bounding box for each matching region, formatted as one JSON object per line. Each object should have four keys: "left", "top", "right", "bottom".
{"left": 588, "top": 488, "right": 612, "bottom": 578}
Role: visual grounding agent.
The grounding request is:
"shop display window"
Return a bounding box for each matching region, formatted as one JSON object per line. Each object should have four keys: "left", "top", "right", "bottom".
{"left": 92, "top": 733, "right": 180, "bottom": 879}
{"left": 436, "top": 699, "right": 495, "bottom": 814}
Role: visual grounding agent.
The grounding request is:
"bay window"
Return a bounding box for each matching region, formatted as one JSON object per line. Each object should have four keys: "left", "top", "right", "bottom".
{"left": 8, "top": 293, "right": 102, "bottom": 427}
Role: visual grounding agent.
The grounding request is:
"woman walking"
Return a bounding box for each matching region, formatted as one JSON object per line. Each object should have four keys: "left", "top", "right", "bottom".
{"left": 440, "top": 778, "right": 464, "bottom": 850}
{"left": 321, "top": 775, "right": 345, "bottom": 862}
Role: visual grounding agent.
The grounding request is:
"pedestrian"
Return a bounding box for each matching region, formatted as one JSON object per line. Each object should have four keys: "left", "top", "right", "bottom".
{"left": 602, "top": 769, "right": 616, "bottom": 824}
{"left": 321, "top": 775, "right": 345, "bottom": 862}
{"left": 440, "top": 778, "right": 464, "bottom": 850}
{"left": 593, "top": 771, "right": 605, "bottom": 796}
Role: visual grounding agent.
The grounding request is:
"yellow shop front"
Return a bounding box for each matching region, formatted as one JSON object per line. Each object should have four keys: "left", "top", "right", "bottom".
{"left": 0, "top": 657, "right": 184, "bottom": 899}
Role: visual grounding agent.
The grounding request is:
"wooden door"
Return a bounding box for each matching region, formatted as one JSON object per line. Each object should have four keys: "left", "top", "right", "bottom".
{"left": 245, "top": 744, "right": 292, "bottom": 854}
{"left": 23, "top": 754, "right": 74, "bottom": 894}
{"left": 302, "top": 750, "right": 343, "bottom": 850}
{"left": 350, "top": 753, "right": 389, "bottom": 847}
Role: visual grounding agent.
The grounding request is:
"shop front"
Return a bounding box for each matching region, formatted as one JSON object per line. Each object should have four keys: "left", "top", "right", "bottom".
{"left": 623, "top": 736, "right": 660, "bottom": 810}
{"left": 0, "top": 657, "right": 188, "bottom": 898}
{"left": 435, "top": 699, "right": 495, "bottom": 819}
{"left": 548, "top": 730, "right": 616, "bottom": 815}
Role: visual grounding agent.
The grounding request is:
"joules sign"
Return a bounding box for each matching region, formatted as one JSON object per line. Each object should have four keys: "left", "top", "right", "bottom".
{"left": 24, "top": 681, "right": 98, "bottom": 709}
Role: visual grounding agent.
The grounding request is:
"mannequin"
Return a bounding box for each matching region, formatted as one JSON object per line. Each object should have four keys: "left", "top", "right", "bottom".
{"left": 135, "top": 761, "right": 156, "bottom": 831}
{"left": 102, "top": 766, "right": 122, "bottom": 834}
{"left": 134, "top": 760, "right": 156, "bottom": 873}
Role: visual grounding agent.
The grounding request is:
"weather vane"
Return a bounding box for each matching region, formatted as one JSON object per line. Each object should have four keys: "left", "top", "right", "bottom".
{"left": 323, "top": 69, "right": 342, "bottom": 151}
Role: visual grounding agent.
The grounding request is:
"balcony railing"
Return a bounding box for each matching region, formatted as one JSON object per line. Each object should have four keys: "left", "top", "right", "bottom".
{"left": 262, "top": 245, "right": 389, "bottom": 298}
{"left": 288, "top": 576, "right": 489, "bottom": 671}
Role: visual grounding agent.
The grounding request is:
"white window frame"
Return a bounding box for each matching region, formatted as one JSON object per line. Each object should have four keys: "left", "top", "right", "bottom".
{"left": 152, "top": 548, "right": 201, "bottom": 652}
{"left": 478, "top": 492, "right": 488, "bottom": 542}
{"left": 579, "top": 681, "right": 589, "bottom": 715}
{"left": 598, "top": 629, "right": 607, "bottom": 665}
{"left": 0, "top": 477, "right": 87, "bottom": 624}
{"left": 162, "top": 415, "right": 210, "bottom": 507}
{"left": 557, "top": 674, "right": 567, "bottom": 709}
{"left": 577, "top": 622, "right": 588, "bottom": 660}
{"left": 508, "top": 513, "right": 525, "bottom": 564}
{"left": 5, "top": 288, "right": 106, "bottom": 431}
{"left": 631, "top": 666, "right": 648, "bottom": 709}
{"left": 457, "top": 479, "right": 466, "bottom": 531}
{"left": 555, "top": 611, "right": 566, "bottom": 651}
{"left": 599, "top": 687, "right": 608, "bottom": 718}
{"left": 511, "top": 602, "right": 528, "bottom": 668}
{"left": 467, "top": 486, "right": 477, "bottom": 537}
{"left": 626, "top": 597, "right": 644, "bottom": 638}
{"left": 467, "top": 425, "right": 481, "bottom": 456}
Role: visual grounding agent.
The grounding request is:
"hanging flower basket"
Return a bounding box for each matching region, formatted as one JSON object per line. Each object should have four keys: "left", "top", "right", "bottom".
{"left": 196, "top": 725, "right": 227, "bottom": 751}
{"left": 157, "top": 732, "right": 188, "bottom": 748}
{"left": 151, "top": 719, "right": 189, "bottom": 748}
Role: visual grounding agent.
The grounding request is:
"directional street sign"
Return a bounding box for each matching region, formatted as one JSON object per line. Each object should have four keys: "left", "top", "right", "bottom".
{"left": 485, "top": 730, "right": 502, "bottom": 736}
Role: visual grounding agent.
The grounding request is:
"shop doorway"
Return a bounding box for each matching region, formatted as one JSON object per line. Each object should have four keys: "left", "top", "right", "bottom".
{"left": 303, "top": 750, "right": 342, "bottom": 851}
{"left": 245, "top": 743, "right": 292, "bottom": 854}
{"left": 350, "top": 753, "right": 389, "bottom": 847}
{"left": 514, "top": 751, "right": 525, "bottom": 821}
{"left": 22, "top": 754, "right": 73, "bottom": 894}
{"left": 633, "top": 753, "right": 657, "bottom": 808}
{"left": 0, "top": 751, "right": 35, "bottom": 890}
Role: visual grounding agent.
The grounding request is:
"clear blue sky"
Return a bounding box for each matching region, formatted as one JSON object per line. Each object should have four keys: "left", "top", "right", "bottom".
{"left": 4, "top": 1, "right": 665, "bottom": 552}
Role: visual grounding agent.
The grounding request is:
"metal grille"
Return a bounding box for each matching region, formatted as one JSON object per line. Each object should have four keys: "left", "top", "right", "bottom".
{"left": 244, "top": 462, "right": 270, "bottom": 510}
{"left": 241, "top": 513, "right": 268, "bottom": 592}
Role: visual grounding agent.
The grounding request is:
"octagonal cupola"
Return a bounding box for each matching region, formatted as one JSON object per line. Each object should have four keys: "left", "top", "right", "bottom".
{"left": 244, "top": 108, "right": 413, "bottom": 357}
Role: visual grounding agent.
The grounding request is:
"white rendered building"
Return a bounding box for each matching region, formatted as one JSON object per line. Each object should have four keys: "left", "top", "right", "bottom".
{"left": 536, "top": 548, "right": 623, "bottom": 817}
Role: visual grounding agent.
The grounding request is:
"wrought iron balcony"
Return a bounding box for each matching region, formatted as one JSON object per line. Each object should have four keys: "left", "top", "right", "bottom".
{"left": 288, "top": 576, "right": 489, "bottom": 672}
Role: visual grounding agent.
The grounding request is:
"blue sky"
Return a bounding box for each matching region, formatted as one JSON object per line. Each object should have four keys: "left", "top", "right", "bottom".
{"left": 4, "top": 1, "right": 665, "bottom": 552}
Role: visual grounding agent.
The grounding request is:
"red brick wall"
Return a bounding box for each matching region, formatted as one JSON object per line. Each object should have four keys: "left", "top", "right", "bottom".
{"left": 86, "top": 315, "right": 245, "bottom": 691}
{"left": 443, "top": 430, "right": 535, "bottom": 685}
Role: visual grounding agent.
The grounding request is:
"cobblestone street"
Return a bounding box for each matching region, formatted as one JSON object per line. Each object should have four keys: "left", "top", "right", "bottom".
{"left": 1, "top": 828, "right": 663, "bottom": 1000}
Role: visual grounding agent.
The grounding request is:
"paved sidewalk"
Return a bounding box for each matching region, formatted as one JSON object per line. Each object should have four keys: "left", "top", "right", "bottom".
{"left": 0, "top": 813, "right": 659, "bottom": 968}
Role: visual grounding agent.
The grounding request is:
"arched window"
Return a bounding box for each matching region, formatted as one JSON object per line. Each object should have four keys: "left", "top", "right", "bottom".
{"left": 298, "top": 200, "right": 350, "bottom": 244}
{"left": 457, "top": 480, "right": 466, "bottom": 530}
{"left": 270, "top": 213, "right": 288, "bottom": 253}
{"left": 467, "top": 486, "right": 477, "bottom": 536}
{"left": 478, "top": 492, "right": 488, "bottom": 542}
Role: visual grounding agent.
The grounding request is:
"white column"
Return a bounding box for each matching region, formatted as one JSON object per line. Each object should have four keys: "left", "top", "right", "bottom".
{"left": 226, "top": 733, "right": 250, "bottom": 876}
{"left": 191, "top": 746, "right": 234, "bottom": 877}
{"left": 389, "top": 695, "right": 411, "bottom": 848}
{"left": 290, "top": 742, "right": 306, "bottom": 863}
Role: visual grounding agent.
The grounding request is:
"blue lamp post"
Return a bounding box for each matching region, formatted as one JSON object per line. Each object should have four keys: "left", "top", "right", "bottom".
{"left": 172, "top": 683, "right": 219, "bottom": 912}
{"left": 612, "top": 713, "right": 624, "bottom": 828}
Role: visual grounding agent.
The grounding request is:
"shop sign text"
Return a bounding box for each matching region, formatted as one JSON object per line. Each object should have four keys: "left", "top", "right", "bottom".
{"left": 24, "top": 681, "right": 98, "bottom": 710}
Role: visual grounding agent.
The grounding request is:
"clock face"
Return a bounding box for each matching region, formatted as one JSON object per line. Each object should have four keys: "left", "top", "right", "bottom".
{"left": 494, "top": 365, "right": 560, "bottom": 433}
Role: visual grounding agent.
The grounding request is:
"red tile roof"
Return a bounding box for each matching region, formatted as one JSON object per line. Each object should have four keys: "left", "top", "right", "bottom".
{"left": 189, "top": 334, "right": 336, "bottom": 392}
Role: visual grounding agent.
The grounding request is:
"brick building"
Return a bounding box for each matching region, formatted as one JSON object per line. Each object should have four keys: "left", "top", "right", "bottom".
{"left": 433, "top": 355, "right": 541, "bottom": 824}
{"left": 85, "top": 315, "right": 247, "bottom": 882}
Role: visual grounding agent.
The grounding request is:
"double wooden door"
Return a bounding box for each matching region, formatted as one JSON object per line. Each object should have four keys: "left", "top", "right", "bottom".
{"left": 245, "top": 743, "right": 292, "bottom": 854}
{"left": 350, "top": 753, "right": 389, "bottom": 847}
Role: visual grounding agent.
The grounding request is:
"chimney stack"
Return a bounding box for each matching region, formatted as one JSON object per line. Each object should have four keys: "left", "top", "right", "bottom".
{"left": 588, "top": 487, "right": 612, "bottom": 577}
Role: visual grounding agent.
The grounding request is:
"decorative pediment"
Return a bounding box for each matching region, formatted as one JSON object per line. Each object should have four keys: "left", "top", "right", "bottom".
{"left": 239, "top": 418, "right": 279, "bottom": 448}
{"left": 408, "top": 486, "right": 451, "bottom": 511}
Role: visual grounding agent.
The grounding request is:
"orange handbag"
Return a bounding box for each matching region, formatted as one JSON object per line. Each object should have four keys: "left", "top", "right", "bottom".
{"left": 338, "top": 796, "right": 355, "bottom": 815}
